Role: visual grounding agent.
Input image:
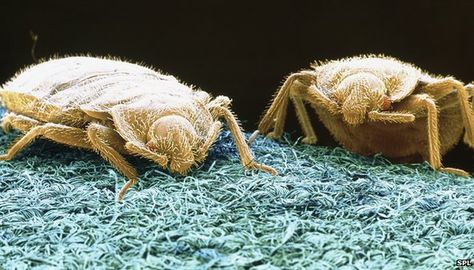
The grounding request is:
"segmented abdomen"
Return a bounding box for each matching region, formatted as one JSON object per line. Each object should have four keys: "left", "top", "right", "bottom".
{"left": 1, "top": 57, "right": 196, "bottom": 126}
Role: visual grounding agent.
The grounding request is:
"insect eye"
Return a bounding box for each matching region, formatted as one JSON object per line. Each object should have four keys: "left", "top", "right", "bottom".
{"left": 381, "top": 96, "right": 392, "bottom": 110}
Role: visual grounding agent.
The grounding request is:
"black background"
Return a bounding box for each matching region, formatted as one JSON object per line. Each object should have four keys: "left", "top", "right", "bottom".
{"left": 2, "top": 0, "right": 474, "bottom": 171}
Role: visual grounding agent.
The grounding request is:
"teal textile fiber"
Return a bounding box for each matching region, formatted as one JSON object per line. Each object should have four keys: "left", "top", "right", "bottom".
{"left": 0, "top": 113, "right": 473, "bottom": 269}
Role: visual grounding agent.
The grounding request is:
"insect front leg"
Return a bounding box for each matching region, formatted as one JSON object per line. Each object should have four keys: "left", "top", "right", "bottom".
{"left": 124, "top": 142, "right": 168, "bottom": 168}
{"left": 291, "top": 79, "right": 340, "bottom": 144}
{"left": 420, "top": 78, "right": 474, "bottom": 148}
{"left": 212, "top": 105, "right": 277, "bottom": 175}
{"left": 367, "top": 111, "right": 415, "bottom": 123}
{"left": 206, "top": 95, "right": 231, "bottom": 111}
{"left": 0, "top": 121, "right": 91, "bottom": 161}
{"left": 195, "top": 121, "right": 222, "bottom": 162}
{"left": 259, "top": 72, "right": 304, "bottom": 138}
{"left": 291, "top": 94, "right": 317, "bottom": 144}
{"left": 259, "top": 71, "right": 334, "bottom": 144}
{"left": 86, "top": 123, "right": 138, "bottom": 201}
{"left": 403, "top": 94, "right": 469, "bottom": 177}
{"left": 293, "top": 84, "right": 339, "bottom": 143}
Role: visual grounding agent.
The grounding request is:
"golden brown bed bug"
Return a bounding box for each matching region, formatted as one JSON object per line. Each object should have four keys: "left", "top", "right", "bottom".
{"left": 256, "top": 55, "right": 474, "bottom": 176}
{"left": 0, "top": 56, "right": 277, "bottom": 200}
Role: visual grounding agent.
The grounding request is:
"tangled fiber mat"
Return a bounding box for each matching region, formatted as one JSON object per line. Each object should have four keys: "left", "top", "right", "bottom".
{"left": 0, "top": 119, "right": 473, "bottom": 269}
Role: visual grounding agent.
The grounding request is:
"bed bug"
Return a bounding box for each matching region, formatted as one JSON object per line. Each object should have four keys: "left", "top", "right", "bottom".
{"left": 256, "top": 55, "right": 474, "bottom": 176}
{"left": 0, "top": 56, "right": 277, "bottom": 200}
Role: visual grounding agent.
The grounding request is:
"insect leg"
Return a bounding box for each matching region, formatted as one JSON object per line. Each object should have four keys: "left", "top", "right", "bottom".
{"left": 466, "top": 83, "right": 474, "bottom": 97}
{"left": 207, "top": 95, "right": 231, "bottom": 111}
{"left": 300, "top": 85, "right": 339, "bottom": 114}
{"left": 406, "top": 94, "right": 469, "bottom": 176}
{"left": 86, "top": 123, "right": 138, "bottom": 201}
{"left": 468, "top": 83, "right": 474, "bottom": 113}
{"left": 421, "top": 78, "right": 474, "bottom": 148}
{"left": 367, "top": 111, "right": 415, "bottom": 123}
{"left": 291, "top": 84, "right": 340, "bottom": 141}
{"left": 0, "top": 122, "right": 91, "bottom": 161}
{"left": 290, "top": 96, "right": 317, "bottom": 144}
{"left": 195, "top": 121, "right": 222, "bottom": 162}
{"left": 213, "top": 105, "right": 277, "bottom": 175}
{"left": 2, "top": 112, "right": 43, "bottom": 133}
{"left": 259, "top": 71, "right": 317, "bottom": 139}
{"left": 124, "top": 142, "right": 168, "bottom": 168}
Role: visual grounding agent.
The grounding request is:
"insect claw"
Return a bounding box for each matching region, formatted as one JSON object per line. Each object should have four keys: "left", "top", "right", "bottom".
{"left": 245, "top": 160, "right": 278, "bottom": 175}
{"left": 266, "top": 131, "right": 282, "bottom": 140}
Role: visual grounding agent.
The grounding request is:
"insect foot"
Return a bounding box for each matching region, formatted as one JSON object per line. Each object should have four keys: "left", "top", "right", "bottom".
{"left": 244, "top": 160, "right": 277, "bottom": 176}
{"left": 258, "top": 55, "right": 474, "bottom": 176}
{"left": 301, "top": 136, "right": 317, "bottom": 144}
{"left": 0, "top": 56, "right": 277, "bottom": 200}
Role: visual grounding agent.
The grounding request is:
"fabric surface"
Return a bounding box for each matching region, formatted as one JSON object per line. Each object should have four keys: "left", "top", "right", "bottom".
{"left": 0, "top": 108, "right": 473, "bottom": 269}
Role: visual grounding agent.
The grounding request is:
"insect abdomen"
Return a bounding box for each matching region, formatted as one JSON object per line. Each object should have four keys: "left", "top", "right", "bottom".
{"left": 1, "top": 57, "right": 196, "bottom": 126}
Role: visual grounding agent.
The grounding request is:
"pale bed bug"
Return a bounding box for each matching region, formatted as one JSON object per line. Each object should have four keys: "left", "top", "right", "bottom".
{"left": 0, "top": 56, "right": 277, "bottom": 200}
{"left": 256, "top": 55, "right": 474, "bottom": 176}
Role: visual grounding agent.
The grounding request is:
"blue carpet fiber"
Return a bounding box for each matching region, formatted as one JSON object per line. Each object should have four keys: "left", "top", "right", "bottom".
{"left": 0, "top": 109, "right": 473, "bottom": 269}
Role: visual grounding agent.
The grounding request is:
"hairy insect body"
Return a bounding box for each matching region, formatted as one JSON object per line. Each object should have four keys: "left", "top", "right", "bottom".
{"left": 1, "top": 57, "right": 276, "bottom": 200}
{"left": 314, "top": 57, "right": 421, "bottom": 125}
{"left": 315, "top": 99, "right": 463, "bottom": 160}
{"left": 259, "top": 55, "right": 474, "bottom": 176}
{"left": 312, "top": 58, "right": 461, "bottom": 158}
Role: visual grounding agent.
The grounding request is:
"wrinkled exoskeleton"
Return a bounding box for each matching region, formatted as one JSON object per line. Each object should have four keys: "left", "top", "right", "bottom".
{"left": 0, "top": 56, "right": 276, "bottom": 200}
{"left": 257, "top": 55, "right": 474, "bottom": 176}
